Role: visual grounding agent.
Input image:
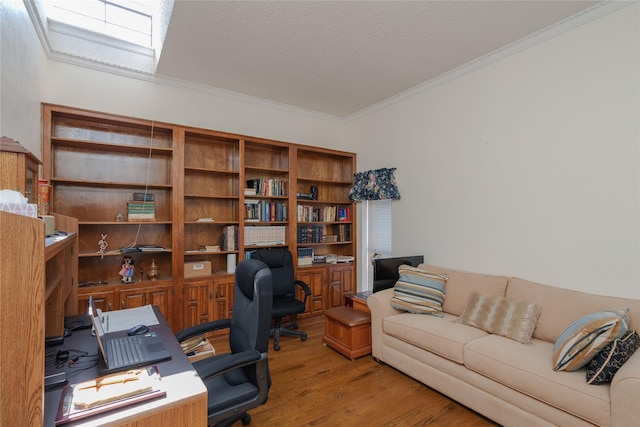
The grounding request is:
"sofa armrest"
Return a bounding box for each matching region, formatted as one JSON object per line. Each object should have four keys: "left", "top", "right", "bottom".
{"left": 367, "top": 288, "right": 401, "bottom": 360}
{"left": 610, "top": 349, "right": 640, "bottom": 427}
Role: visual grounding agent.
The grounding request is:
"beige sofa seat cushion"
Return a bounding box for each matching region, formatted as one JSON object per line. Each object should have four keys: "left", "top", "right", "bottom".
{"left": 419, "top": 265, "right": 509, "bottom": 316}
{"left": 383, "top": 312, "right": 488, "bottom": 364}
{"left": 464, "top": 334, "right": 611, "bottom": 427}
{"left": 506, "top": 277, "right": 640, "bottom": 343}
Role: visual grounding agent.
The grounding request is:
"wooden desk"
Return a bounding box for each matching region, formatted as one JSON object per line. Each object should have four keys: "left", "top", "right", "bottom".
{"left": 44, "top": 307, "right": 207, "bottom": 426}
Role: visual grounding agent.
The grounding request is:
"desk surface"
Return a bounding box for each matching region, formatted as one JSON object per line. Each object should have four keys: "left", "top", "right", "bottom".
{"left": 44, "top": 307, "right": 207, "bottom": 427}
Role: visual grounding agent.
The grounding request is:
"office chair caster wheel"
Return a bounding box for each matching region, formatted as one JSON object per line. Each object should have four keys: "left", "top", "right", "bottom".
{"left": 241, "top": 414, "right": 251, "bottom": 425}
{"left": 274, "top": 343, "right": 280, "bottom": 351}
{"left": 301, "top": 336, "right": 307, "bottom": 341}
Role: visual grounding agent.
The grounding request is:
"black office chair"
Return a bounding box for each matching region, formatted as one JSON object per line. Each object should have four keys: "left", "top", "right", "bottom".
{"left": 175, "top": 259, "right": 273, "bottom": 427}
{"left": 250, "top": 248, "right": 312, "bottom": 351}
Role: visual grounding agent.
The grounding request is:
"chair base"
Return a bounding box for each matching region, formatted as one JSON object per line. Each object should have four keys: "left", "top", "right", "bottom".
{"left": 271, "top": 320, "right": 307, "bottom": 351}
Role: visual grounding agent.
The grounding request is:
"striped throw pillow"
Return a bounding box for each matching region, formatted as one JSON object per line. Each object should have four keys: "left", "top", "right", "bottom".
{"left": 456, "top": 293, "right": 540, "bottom": 344}
{"left": 552, "top": 308, "right": 631, "bottom": 372}
{"left": 390, "top": 265, "right": 447, "bottom": 316}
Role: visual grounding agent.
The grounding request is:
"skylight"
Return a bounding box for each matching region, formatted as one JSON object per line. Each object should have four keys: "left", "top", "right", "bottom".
{"left": 47, "top": 0, "right": 155, "bottom": 47}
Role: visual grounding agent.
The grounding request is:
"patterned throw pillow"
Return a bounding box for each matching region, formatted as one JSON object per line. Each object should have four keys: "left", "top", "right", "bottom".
{"left": 390, "top": 265, "right": 447, "bottom": 316}
{"left": 456, "top": 293, "right": 540, "bottom": 344}
{"left": 586, "top": 330, "right": 640, "bottom": 384}
{"left": 552, "top": 308, "right": 630, "bottom": 372}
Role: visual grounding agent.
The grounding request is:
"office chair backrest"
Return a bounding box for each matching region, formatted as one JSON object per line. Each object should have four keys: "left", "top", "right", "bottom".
{"left": 229, "top": 259, "right": 273, "bottom": 355}
{"left": 250, "top": 249, "right": 295, "bottom": 298}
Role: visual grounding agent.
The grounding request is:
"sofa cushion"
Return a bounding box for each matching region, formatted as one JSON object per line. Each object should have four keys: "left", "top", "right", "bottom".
{"left": 390, "top": 265, "right": 447, "bottom": 316}
{"left": 464, "top": 334, "right": 611, "bottom": 427}
{"left": 456, "top": 293, "right": 540, "bottom": 344}
{"left": 505, "top": 277, "right": 640, "bottom": 343}
{"left": 552, "top": 308, "right": 630, "bottom": 372}
{"left": 586, "top": 330, "right": 640, "bottom": 384}
{"left": 419, "top": 265, "right": 509, "bottom": 316}
{"left": 383, "top": 312, "right": 488, "bottom": 364}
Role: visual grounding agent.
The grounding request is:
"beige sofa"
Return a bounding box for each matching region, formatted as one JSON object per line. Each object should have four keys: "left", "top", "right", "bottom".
{"left": 367, "top": 265, "right": 640, "bottom": 427}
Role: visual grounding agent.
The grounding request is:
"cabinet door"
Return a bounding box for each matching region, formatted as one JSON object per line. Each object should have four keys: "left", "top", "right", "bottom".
{"left": 115, "top": 285, "right": 173, "bottom": 327}
{"left": 325, "top": 264, "right": 354, "bottom": 310}
{"left": 78, "top": 289, "right": 116, "bottom": 313}
{"left": 212, "top": 278, "right": 234, "bottom": 337}
{"left": 296, "top": 267, "right": 326, "bottom": 317}
{"left": 183, "top": 280, "right": 215, "bottom": 329}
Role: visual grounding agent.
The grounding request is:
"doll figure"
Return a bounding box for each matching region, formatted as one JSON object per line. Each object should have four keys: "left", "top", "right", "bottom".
{"left": 119, "top": 256, "right": 135, "bottom": 283}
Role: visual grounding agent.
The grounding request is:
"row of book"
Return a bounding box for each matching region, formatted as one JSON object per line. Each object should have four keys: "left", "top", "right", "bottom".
{"left": 244, "top": 200, "right": 288, "bottom": 222}
{"left": 245, "top": 178, "right": 287, "bottom": 197}
{"left": 297, "top": 224, "right": 351, "bottom": 243}
{"left": 127, "top": 200, "right": 155, "bottom": 221}
{"left": 297, "top": 205, "right": 351, "bottom": 222}
{"left": 244, "top": 225, "right": 286, "bottom": 246}
{"left": 298, "top": 225, "right": 324, "bottom": 244}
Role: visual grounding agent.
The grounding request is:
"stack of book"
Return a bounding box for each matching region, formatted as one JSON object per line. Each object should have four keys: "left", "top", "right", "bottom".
{"left": 297, "top": 247, "right": 314, "bottom": 266}
{"left": 127, "top": 201, "right": 155, "bottom": 221}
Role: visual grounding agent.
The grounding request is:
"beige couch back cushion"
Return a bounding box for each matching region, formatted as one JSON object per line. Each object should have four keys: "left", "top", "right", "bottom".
{"left": 506, "top": 277, "right": 640, "bottom": 343}
{"left": 419, "top": 264, "right": 509, "bottom": 316}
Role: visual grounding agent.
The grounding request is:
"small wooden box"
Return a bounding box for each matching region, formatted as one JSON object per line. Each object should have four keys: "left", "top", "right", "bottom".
{"left": 323, "top": 306, "right": 371, "bottom": 360}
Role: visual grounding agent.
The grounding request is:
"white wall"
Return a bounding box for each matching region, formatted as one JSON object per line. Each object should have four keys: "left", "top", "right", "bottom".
{"left": 346, "top": 4, "right": 640, "bottom": 299}
{"left": 42, "top": 61, "right": 346, "bottom": 152}
{"left": 0, "top": 0, "right": 49, "bottom": 154}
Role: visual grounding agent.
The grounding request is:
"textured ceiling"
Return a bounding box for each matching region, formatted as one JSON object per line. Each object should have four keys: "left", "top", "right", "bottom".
{"left": 155, "top": 1, "right": 602, "bottom": 118}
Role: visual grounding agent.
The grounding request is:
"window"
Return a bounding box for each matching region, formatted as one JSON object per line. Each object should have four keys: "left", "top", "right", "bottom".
{"left": 47, "top": 0, "right": 154, "bottom": 47}
{"left": 368, "top": 199, "right": 392, "bottom": 258}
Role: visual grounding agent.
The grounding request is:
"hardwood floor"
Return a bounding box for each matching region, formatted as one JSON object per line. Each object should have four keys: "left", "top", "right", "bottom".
{"left": 213, "top": 316, "right": 499, "bottom": 426}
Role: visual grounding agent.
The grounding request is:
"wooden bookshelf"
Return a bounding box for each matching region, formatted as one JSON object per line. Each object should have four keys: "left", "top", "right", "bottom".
{"left": 41, "top": 104, "right": 356, "bottom": 331}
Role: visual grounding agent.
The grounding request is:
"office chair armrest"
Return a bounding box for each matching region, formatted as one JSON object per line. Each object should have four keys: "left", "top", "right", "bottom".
{"left": 294, "top": 279, "right": 312, "bottom": 304}
{"left": 193, "top": 350, "right": 266, "bottom": 381}
{"left": 175, "top": 318, "right": 232, "bottom": 343}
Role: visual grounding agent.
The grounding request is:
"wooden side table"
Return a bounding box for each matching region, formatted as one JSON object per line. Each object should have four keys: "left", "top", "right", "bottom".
{"left": 323, "top": 306, "right": 371, "bottom": 360}
{"left": 351, "top": 291, "right": 372, "bottom": 313}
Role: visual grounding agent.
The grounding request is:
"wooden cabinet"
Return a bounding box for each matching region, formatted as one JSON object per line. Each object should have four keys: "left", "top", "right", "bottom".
{"left": 0, "top": 211, "right": 77, "bottom": 426}
{"left": 45, "top": 214, "right": 79, "bottom": 336}
{"left": 296, "top": 263, "right": 354, "bottom": 318}
{"left": 0, "top": 136, "right": 41, "bottom": 203}
{"left": 41, "top": 104, "right": 357, "bottom": 332}
{"left": 77, "top": 281, "right": 173, "bottom": 320}
{"left": 183, "top": 277, "right": 234, "bottom": 337}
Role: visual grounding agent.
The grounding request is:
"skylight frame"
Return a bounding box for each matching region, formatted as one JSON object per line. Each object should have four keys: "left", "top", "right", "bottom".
{"left": 46, "top": 0, "right": 154, "bottom": 49}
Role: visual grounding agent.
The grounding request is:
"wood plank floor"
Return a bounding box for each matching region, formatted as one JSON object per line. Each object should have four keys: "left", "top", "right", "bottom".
{"left": 213, "top": 316, "right": 499, "bottom": 426}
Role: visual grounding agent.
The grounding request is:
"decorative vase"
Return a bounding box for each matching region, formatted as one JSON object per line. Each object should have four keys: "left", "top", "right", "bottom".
{"left": 147, "top": 259, "right": 159, "bottom": 281}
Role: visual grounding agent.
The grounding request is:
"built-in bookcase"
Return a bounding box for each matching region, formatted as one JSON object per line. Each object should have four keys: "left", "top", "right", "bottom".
{"left": 42, "top": 104, "right": 357, "bottom": 330}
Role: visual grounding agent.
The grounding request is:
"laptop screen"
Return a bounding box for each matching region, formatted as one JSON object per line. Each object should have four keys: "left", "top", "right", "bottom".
{"left": 88, "top": 296, "right": 109, "bottom": 366}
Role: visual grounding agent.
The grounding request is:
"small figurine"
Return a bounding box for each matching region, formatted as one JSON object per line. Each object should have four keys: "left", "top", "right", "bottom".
{"left": 98, "top": 234, "right": 108, "bottom": 259}
{"left": 119, "top": 256, "right": 135, "bottom": 283}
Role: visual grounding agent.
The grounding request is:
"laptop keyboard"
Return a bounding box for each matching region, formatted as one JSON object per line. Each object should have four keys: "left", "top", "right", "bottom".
{"left": 109, "top": 336, "right": 144, "bottom": 367}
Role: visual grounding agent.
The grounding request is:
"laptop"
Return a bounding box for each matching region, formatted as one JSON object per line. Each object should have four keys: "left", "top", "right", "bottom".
{"left": 89, "top": 296, "right": 171, "bottom": 374}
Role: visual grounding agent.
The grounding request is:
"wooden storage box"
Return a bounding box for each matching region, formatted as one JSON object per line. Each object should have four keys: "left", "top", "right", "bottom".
{"left": 323, "top": 306, "right": 371, "bottom": 360}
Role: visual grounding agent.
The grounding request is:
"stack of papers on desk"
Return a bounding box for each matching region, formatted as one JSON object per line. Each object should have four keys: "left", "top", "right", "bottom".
{"left": 98, "top": 305, "right": 159, "bottom": 333}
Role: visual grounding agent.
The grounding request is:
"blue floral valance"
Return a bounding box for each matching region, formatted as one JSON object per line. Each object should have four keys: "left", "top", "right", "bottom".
{"left": 349, "top": 167, "right": 400, "bottom": 201}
